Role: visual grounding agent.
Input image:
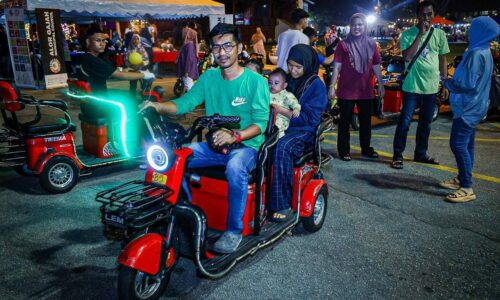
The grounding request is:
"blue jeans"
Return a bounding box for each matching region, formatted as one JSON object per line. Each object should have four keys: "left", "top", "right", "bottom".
{"left": 393, "top": 92, "right": 436, "bottom": 160}
{"left": 187, "top": 142, "right": 257, "bottom": 232}
{"left": 450, "top": 118, "right": 475, "bottom": 188}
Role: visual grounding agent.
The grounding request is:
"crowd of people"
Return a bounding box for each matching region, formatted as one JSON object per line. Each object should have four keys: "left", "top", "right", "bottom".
{"left": 1, "top": 1, "right": 498, "bottom": 254}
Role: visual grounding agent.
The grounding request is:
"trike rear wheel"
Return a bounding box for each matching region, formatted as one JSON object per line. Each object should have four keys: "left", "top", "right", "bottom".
{"left": 302, "top": 185, "right": 328, "bottom": 232}
{"left": 40, "top": 156, "right": 79, "bottom": 193}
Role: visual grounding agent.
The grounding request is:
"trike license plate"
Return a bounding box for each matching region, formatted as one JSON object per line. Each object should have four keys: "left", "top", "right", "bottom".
{"left": 152, "top": 172, "right": 167, "bottom": 184}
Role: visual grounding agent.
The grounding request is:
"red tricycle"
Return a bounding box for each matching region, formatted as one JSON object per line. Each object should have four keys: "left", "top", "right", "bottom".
{"left": 96, "top": 107, "right": 333, "bottom": 299}
{"left": 0, "top": 80, "right": 162, "bottom": 193}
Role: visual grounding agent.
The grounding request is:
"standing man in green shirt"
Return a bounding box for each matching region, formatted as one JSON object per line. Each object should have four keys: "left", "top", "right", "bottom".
{"left": 141, "top": 23, "right": 270, "bottom": 253}
{"left": 391, "top": 0, "right": 449, "bottom": 169}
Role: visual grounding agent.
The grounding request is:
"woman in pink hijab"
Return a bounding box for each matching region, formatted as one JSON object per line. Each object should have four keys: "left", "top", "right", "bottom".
{"left": 251, "top": 27, "right": 266, "bottom": 59}
{"left": 328, "top": 13, "right": 385, "bottom": 162}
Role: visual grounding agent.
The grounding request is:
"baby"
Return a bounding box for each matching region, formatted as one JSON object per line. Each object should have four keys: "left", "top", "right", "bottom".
{"left": 268, "top": 68, "right": 301, "bottom": 138}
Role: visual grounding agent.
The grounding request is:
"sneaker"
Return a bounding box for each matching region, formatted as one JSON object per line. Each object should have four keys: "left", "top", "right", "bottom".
{"left": 439, "top": 177, "right": 460, "bottom": 190}
{"left": 212, "top": 231, "right": 242, "bottom": 254}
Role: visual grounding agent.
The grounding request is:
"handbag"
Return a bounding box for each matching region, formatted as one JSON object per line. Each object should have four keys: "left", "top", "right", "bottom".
{"left": 398, "top": 27, "right": 434, "bottom": 85}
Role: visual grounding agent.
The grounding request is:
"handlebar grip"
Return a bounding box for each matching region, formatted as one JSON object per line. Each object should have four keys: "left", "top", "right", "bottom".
{"left": 213, "top": 115, "right": 240, "bottom": 124}
{"left": 140, "top": 106, "right": 157, "bottom": 117}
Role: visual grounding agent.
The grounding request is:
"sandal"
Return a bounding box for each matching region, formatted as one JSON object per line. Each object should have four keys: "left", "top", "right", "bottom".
{"left": 439, "top": 177, "right": 460, "bottom": 190}
{"left": 446, "top": 188, "right": 476, "bottom": 203}
{"left": 270, "top": 209, "right": 292, "bottom": 222}
{"left": 362, "top": 148, "right": 379, "bottom": 159}
{"left": 339, "top": 154, "right": 352, "bottom": 161}
{"left": 390, "top": 160, "right": 403, "bottom": 169}
{"left": 414, "top": 156, "right": 440, "bottom": 165}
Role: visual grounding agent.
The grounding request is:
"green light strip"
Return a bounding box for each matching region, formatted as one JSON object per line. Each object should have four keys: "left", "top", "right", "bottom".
{"left": 66, "top": 92, "right": 130, "bottom": 157}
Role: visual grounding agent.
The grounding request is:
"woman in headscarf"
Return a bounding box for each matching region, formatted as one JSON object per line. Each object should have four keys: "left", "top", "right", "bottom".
{"left": 270, "top": 44, "right": 328, "bottom": 221}
{"left": 440, "top": 16, "right": 499, "bottom": 203}
{"left": 328, "top": 13, "right": 385, "bottom": 162}
{"left": 177, "top": 22, "right": 199, "bottom": 92}
{"left": 126, "top": 33, "right": 150, "bottom": 96}
{"left": 251, "top": 27, "right": 266, "bottom": 59}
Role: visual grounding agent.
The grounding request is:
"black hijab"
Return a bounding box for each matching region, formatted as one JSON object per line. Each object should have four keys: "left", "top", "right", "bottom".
{"left": 286, "top": 44, "right": 320, "bottom": 100}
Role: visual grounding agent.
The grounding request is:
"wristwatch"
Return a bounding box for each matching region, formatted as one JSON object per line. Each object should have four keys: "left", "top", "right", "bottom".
{"left": 232, "top": 130, "right": 242, "bottom": 143}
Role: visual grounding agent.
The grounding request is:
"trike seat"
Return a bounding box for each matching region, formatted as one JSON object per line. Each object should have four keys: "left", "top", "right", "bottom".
{"left": 21, "top": 119, "right": 76, "bottom": 135}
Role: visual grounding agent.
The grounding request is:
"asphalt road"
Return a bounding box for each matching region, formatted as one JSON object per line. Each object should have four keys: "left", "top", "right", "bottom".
{"left": 0, "top": 89, "right": 499, "bottom": 299}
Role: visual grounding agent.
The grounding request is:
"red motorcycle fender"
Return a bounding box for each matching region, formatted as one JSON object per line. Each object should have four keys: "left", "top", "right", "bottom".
{"left": 118, "top": 233, "right": 163, "bottom": 276}
{"left": 300, "top": 179, "right": 327, "bottom": 218}
{"left": 34, "top": 152, "right": 83, "bottom": 174}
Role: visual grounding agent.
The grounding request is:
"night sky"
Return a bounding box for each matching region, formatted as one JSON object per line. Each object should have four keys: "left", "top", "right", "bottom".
{"left": 310, "top": 0, "right": 497, "bottom": 24}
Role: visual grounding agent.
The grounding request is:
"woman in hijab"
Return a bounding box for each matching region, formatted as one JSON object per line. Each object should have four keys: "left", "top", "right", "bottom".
{"left": 126, "top": 33, "right": 150, "bottom": 96}
{"left": 328, "top": 13, "right": 384, "bottom": 162}
{"left": 251, "top": 27, "right": 266, "bottom": 60}
{"left": 177, "top": 22, "right": 199, "bottom": 92}
{"left": 270, "top": 44, "right": 328, "bottom": 221}
{"left": 440, "top": 16, "right": 499, "bottom": 203}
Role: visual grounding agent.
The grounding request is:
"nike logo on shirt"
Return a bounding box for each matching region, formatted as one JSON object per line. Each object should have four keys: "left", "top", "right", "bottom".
{"left": 231, "top": 97, "right": 247, "bottom": 106}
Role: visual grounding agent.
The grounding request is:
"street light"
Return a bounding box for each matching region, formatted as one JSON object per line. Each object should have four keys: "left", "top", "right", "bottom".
{"left": 367, "top": 14, "right": 377, "bottom": 24}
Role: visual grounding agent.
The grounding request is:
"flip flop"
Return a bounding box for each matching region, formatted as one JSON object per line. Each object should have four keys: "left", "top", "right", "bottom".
{"left": 414, "top": 156, "right": 440, "bottom": 165}
{"left": 391, "top": 160, "right": 403, "bottom": 169}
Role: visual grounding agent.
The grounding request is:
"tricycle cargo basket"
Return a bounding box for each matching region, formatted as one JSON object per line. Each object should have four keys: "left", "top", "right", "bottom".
{"left": 96, "top": 180, "right": 173, "bottom": 230}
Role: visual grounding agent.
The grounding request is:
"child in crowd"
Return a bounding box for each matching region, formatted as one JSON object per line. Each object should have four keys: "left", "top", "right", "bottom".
{"left": 268, "top": 68, "right": 301, "bottom": 138}
{"left": 243, "top": 58, "right": 264, "bottom": 74}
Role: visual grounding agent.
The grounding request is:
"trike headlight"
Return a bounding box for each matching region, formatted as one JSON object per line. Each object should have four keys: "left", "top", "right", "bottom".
{"left": 147, "top": 144, "right": 170, "bottom": 172}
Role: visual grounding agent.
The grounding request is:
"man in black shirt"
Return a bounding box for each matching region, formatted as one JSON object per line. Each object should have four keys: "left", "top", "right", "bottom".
{"left": 75, "top": 26, "right": 154, "bottom": 93}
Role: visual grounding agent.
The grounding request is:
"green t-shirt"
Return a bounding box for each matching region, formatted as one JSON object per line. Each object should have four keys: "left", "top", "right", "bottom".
{"left": 400, "top": 26, "right": 450, "bottom": 94}
{"left": 173, "top": 68, "right": 270, "bottom": 150}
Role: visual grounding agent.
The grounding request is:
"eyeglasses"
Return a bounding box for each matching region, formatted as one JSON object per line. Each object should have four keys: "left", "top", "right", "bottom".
{"left": 212, "top": 42, "right": 236, "bottom": 54}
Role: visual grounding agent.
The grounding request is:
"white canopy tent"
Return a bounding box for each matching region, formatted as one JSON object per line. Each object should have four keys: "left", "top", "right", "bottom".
{"left": 25, "top": 0, "right": 225, "bottom": 19}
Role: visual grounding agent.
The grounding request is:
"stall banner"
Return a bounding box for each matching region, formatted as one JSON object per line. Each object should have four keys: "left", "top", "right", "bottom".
{"left": 4, "top": 8, "right": 36, "bottom": 88}
{"left": 209, "top": 14, "right": 234, "bottom": 31}
{"left": 35, "top": 8, "right": 67, "bottom": 89}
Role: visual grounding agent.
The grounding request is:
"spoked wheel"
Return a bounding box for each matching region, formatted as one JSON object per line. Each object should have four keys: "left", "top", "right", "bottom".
{"left": 173, "top": 79, "right": 185, "bottom": 97}
{"left": 302, "top": 185, "right": 328, "bottom": 232}
{"left": 40, "top": 156, "right": 79, "bottom": 193}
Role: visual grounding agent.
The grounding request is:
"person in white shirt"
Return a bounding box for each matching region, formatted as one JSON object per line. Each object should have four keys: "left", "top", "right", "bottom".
{"left": 276, "top": 8, "right": 310, "bottom": 72}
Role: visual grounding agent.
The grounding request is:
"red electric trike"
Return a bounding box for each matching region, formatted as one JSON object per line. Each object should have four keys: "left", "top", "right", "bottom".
{"left": 0, "top": 79, "right": 162, "bottom": 193}
{"left": 96, "top": 107, "right": 333, "bottom": 300}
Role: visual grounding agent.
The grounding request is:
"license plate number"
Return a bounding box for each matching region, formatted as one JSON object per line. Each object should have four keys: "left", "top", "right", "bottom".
{"left": 152, "top": 172, "right": 167, "bottom": 184}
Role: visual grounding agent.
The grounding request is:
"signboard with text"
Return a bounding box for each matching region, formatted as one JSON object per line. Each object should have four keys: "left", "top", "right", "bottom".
{"left": 4, "top": 8, "right": 36, "bottom": 88}
{"left": 35, "top": 8, "right": 67, "bottom": 89}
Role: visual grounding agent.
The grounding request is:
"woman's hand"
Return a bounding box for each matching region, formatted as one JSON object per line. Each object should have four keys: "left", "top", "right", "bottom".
{"left": 328, "top": 85, "right": 336, "bottom": 100}
{"left": 292, "top": 109, "right": 300, "bottom": 118}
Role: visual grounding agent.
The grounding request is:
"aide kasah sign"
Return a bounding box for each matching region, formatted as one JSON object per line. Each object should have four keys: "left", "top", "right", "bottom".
{"left": 35, "top": 8, "right": 67, "bottom": 89}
